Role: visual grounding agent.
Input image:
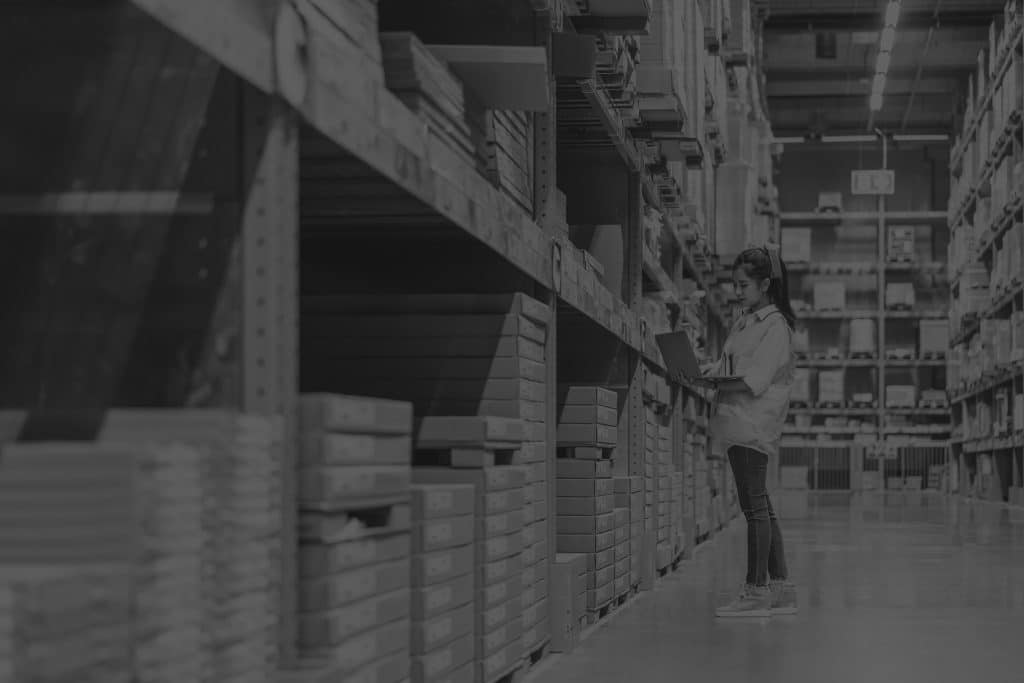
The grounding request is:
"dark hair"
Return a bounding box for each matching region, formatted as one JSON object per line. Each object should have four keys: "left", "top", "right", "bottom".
{"left": 733, "top": 247, "right": 797, "bottom": 330}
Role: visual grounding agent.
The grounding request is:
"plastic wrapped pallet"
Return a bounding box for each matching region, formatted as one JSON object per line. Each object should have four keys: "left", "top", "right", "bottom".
{"left": 817, "top": 370, "right": 845, "bottom": 405}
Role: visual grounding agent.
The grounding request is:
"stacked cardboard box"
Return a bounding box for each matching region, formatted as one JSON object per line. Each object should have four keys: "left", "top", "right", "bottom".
{"left": 550, "top": 553, "right": 587, "bottom": 652}
{"left": 98, "top": 411, "right": 281, "bottom": 683}
{"left": 379, "top": 32, "right": 488, "bottom": 173}
{"left": 555, "top": 458, "right": 615, "bottom": 621}
{"left": 557, "top": 386, "right": 618, "bottom": 454}
{"left": 549, "top": 553, "right": 586, "bottom": 653}
{"left": 0, "top": 565, "right": 135, "bottom": 683}
{"left": 613, "top": 507, "right": 630, "bottom": 599}
{"left": 297, "top": 394, "right": 413, "bottom": 681}
{"left": 0, "top": 443, "right": 191, "bottom": 683}
{"left": 410, "top": 484, "right": 477, "bottom": 683}
{"left": 813, "top": 282, "right": 846, "bottom": 311}
{"left": 519, "top": 462, "right": 549, "bottom": 658}
{"left": 615, "top": 475, "right": 643, "bottom": 587}
{"left": 670, "top": 471, "right": 684, "bottom": 556}
{"left": 655, "top": 417, "right": 673, "bottom": 569}
{"left": 413, "top": 459, "right": 527, "bottom": 683}
{"left": 300, "top": 293, "right": 551, "bottom": 428}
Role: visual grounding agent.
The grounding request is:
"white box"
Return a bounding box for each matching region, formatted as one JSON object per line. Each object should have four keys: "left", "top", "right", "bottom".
{"left": 849, "top": 318, "right": 877, "bottom": 355}
{"left": 817, "top": 370, "right": 845, "bottom": 404}
{"left": 885, "top": 385, "right": 917, "bottom": 408}
{"left": 817, "top": 192, "right": 843, "bottom": 212}
{"left": 782, "top": 227, "right": 812, "bottom": 263}
{"left": 885, "top": 283, "right": 915, "bottom": 308}
{"left": 919, "top": 320, "right": 949, "bottom": 356}
{"left": 792, "top": 369, "right": 811, "bottom": 403}
{"left": 887, "top": 226, "right": 915, "bottom": 261}
{"left": 813, "top": 282, "right": 846, "bottom": 310}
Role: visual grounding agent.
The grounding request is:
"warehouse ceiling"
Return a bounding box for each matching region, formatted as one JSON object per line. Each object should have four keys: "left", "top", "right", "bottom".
{"left": 762, "top": 0, "right": 1008, "bottom": 137}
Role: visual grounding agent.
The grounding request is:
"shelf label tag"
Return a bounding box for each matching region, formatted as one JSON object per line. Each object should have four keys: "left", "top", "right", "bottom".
{"left": 851, "top": 169, "right": 895, "bottom": 195}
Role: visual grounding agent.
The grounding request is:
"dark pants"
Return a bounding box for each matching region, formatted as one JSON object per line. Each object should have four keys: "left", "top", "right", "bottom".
{"left": 727, "top": 445, "right": 788, "bottom": 586}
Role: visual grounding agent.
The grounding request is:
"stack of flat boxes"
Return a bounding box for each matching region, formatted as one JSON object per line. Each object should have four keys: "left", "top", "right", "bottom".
{"left": 654, "top": 418, "right": 673, "bottom": 569}
{"left": 613, "top": 507, "right": 630, "bottom": 599}
{"left": 555, "top": 457, "right": 615, "bottom": 623}
{"left": 299, "top": 293, "right": 550, "bottom": 426}
{"left": 615, "top": 476, "right": 643, "bottom": 588}
{"left": 643, "top": 407, "right": 658, "bottom": 540}
{"left": 549, "top": 553, "right": 587, "bottom": 653}
{"left": 0, "top": 444, "right": 168, "bottom": 683}
{"left": 410, "top": 484, "right": 476, "bottom": 683}
{"left": 296, "top": 394, "right": 413, "bottom": 682}
{"left": 518, "top": 462, "right": 549, "bottom": 657}
{"left": 97, "top": 411, "right": 281, "bottom": 683}
{"left": 413, "top": 461, "right": 526, "bottom": 683}
{"left": 670, "top": 471, "right": 684, "bottom": 556}
{"left": 0, "top": 565, "right": 135, "bottom": 683}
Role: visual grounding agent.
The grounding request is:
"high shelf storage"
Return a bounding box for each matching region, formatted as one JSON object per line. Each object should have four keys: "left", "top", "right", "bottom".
{"left": 776, "top": 142, "right": 952, "bottom": 492}
{"left": 0, "top": 1, "right": 777, "bottom": 682}
{"left": 947, "top": 1, "right": 1024, "bottom": 505}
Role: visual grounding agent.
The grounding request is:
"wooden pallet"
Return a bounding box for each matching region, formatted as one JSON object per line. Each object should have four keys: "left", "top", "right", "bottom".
{"left": 586, "top": 598, "right": 615, "bottom": 625}
{"left": 414, "top": 446, "right": 520, "bottom": 468}
{"left": 886, "top": 255, "right": 915, "bottom": 264}
{"left": 298, "top": 497, "right": 411, "bottom": 542}
{"left": 814, "top": 351, "right": 844, "bottom": 360}
{"left": 522, "top": 638, "right": 550, "bottom": 670}
{"left": 920, "top": 351, "right": 947, "bottom": 361}
{"left": 815, "top": 401, "right": 844, "bottom": 409}
{"left": 557, "top": 445, "right": 614, "bottom": 460}
{"left": 487, "top": 661, "right": 523, "bottom": 683}
{"left": 790, "top": 401, "right": 811, "bottom": 409}
{"left": 885, "top": 349, "right": 916, "bottom": 360}
{"left": 849, "top": 401, "right": 877, "bottom": 409}
{"left": 849, "top": 352, "right": 877, "bottom": 359}
{"left": 919, "top": 400, "right": 949, "bottom": 410}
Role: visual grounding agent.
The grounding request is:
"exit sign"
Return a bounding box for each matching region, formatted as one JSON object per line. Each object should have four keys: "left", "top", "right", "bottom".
{"left": 851, "top": 169, "right": 895, "bottom": 195}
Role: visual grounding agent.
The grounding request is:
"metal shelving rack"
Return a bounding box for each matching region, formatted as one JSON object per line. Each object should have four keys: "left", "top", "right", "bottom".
{"left": 0, "top": 0, "right": 779, "bottom": 679}
{"left": 776, "top": 150, "right": 952, "bottom": 491}
{"left": 947, "top": 4, "right": 1024, "bottom": 504}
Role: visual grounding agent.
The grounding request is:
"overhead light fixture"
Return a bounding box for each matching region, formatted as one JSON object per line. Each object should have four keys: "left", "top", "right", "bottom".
{"left": 876, "top": 51, "right": 891, "bottom": 74}
{"left": 880, "top": 26, "right": 896, "bottom": 53}
{"left": 884, "top": 0, "right": 901, "bottom": 27}
{"left": 870, "top": 92, "right": 884, "bottom": 111}
{"left": 892, "top": 133, "right": 950, "bottom": 142}
{"left": 772, "top": 136, "right": 805, "bottom": 144}
{"left": 821, "top": 135, "right": 878, "bottom": 143}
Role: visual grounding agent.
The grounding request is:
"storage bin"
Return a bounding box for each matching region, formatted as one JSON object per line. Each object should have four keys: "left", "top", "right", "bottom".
{"left": 817, "top": 370, "right": 844, "bottom": 404}
{"left": 919, "top": 319, "right": 949, "bottom": 356}
{"left": 885, "top": 283, "right": 915, "bottom": 308}
{"left": 886, "top": 226, "right": 915, "bottom": 261}
{"left": 885, "top": 385, "right": 917, "bottom": 408}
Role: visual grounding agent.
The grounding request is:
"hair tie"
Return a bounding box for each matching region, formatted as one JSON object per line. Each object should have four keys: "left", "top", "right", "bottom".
{"left": 763, "top": 243, "right": 783, "bottom": 279}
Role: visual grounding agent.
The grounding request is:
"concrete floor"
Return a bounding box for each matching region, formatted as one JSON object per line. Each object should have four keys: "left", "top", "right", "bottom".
{"left": 529, "top": 492, "right": 1024, "bottom": 683}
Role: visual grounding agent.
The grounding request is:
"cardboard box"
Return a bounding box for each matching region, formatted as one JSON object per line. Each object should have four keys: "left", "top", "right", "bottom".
{"left": 813, "top": 282, "right": 846, "bottom": 310}
{"left": 817, "top": 370, "right": 845, "bottom": 404}
{"left": 782, "top": 227, "right": 812, "bottom": 262}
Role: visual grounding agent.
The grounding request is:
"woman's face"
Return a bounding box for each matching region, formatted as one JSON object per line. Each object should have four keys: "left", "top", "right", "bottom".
{"left": 733, "top": 266, "right": 768, "bottom": 308}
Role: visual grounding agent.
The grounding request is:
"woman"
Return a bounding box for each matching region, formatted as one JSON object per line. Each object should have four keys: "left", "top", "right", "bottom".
{"left": 695, "top": 245, "right": 799, "bottom": 618}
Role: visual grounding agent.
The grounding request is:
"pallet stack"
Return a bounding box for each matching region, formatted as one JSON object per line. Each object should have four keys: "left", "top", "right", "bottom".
{"left": 0, "top": 441, "right": 208, "bottom": 683}
{"left": 612, "top": 506, "right": 630, "bottom": 600}
{"left": 300, "top": 293, "right": 550, "bottom": 426}
{"left": 296, "top": 394, "right": 413, "bottom": 681}
{"left": 550, "top": 552, "right": 587, "bottom": 653}
{"left": 519, "top": 456, "right": 549, "bottom": 662}
{"left": 555, "top": 456, "right": 616, "bottom": 624}
{"left": 485, "top": 111, "right": 534, "bottom": 214}
{"left": 98, "top": 411, "right": 282, "bottom": 683}
{"left": 556, "top": 386, "right": 618, "bottom": 457}
{"left": 615, "top": 475, "right": 643, "bottom": 587}
{"left": 412, "top": 415, "right": 528, "bottom": 683}
{"left": 670, "top": 471, "right": 684, "bottom": 556}
{"left": 379, "top": 32, "right": 488, "bottom": 174}
{"left": 410, "top": 483, "right": 476, "bottom": 683}
{"left": 0, "top": 565, "right": 136, "bottom": 683}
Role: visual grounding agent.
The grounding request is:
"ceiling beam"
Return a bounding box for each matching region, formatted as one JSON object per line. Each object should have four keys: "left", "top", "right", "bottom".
{"left": 765, "top": 64, "right": 973, "bottom": 80}
{"left": 765, "top": 10, "right": 998, "bottom": 31}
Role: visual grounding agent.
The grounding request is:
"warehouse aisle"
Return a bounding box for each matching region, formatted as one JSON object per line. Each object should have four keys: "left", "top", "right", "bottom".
{"left": 530, "top": 493, "right": 1024, "bottom": 683}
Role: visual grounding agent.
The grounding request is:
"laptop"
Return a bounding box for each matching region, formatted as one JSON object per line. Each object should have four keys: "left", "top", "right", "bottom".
{"left": 654, "top": 330, "right": 741, "bottom": 385}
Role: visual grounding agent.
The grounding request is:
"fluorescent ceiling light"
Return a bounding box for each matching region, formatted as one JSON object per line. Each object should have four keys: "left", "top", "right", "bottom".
{"left": 872, "top": 73, "right": 887, "bottom": 93}
{"left": 875, "top": 51, "right": 891, "bottom": 74}
{"left": 870, "top": 93, "right": 883, "bottom": 111}
{"left": 880, "top": 26, "right": 896, "bottom": 52}
{"left": 772, "top": 136, "right": 805, "bottom": 144}
{"left": 884, "top": 1, "right": 901, "bottom": 27}
{"left": 822, "top": 135, "right": 877, "bottom": 143}
{"left": 892, "top": 134, "right": 949, "bottom": 141}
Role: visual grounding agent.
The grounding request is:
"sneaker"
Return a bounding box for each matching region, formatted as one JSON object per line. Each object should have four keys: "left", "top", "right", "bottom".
{"left": 715, "top": 584, "right": 772, "bottom": 618}
{"left": 770, "top": 581, "right": 798, "bottom": 615}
